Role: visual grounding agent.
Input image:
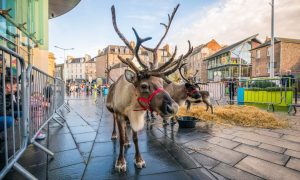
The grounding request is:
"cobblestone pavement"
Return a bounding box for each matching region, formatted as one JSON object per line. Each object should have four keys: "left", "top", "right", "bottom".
{"left": 4, "top": 95, "right": 300, "bottom": 180}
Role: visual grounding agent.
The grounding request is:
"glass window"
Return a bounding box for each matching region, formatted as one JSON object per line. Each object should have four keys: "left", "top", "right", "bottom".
{"left": 256, "top": 50, "right": 260, "bottom": 59}
{"left": 267, "top": 47, "right": 271, "bottom": 56}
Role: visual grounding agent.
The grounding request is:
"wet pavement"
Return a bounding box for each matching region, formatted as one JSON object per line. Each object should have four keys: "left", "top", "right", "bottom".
{"left": 4, "top": 94, "right": 300, "bottom": 180}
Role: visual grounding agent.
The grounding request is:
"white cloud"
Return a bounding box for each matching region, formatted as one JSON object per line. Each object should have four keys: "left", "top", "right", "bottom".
{"left": 167, "top": 0, "right": 300, "bottom": 54}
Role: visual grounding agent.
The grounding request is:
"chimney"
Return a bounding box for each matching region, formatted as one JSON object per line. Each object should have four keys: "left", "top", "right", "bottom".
{"left": 265, "top": 36, "right": 271, "bottom": 42}
{"left": 130, "top": 41, "right": 135, "bottom": 49}
{"left": 163, "top": 44, "right": 170, "bottom": 54}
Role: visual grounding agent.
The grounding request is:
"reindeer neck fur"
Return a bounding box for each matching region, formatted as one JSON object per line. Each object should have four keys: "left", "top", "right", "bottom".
{"left": 108, "top": 75, "right": 146, "bottom": 131}
{"left": 164, "top": 82, "right": 187, "bottom": 106}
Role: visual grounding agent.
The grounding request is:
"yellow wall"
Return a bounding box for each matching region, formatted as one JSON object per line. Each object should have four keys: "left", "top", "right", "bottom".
{"left": 48, "top": 52, "right": 56, "bottom": 76}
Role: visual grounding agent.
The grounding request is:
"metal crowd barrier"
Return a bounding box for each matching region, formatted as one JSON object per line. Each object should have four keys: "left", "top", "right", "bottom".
{"left": 198, "top": 78, "right": 298, "bottom": 113}
{"left": 0, "top": 45, "right": 70, "bottom": 179}
{"left": 198, "top": 81, "right": 226, "bottom": 105}
{"left": 0, "top": 46, "right": 31, "bottom": 179}
{"left": 27, "top": 65, "right": 69, "bottom": 157}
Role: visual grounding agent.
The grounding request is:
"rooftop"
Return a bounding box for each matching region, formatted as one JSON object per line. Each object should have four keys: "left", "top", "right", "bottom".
{"left": 204, "top": 34, "right": 260, "bottom": 61}
{"left": 250, "top": 37, "right": 300, "bottom": 51}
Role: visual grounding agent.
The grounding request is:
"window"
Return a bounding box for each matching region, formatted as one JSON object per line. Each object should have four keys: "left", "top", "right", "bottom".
{"left": 267, "top": 47, "right": 271, "bottom": 57}
{"left": 256, "top": 50, "right": 260, "bottom": 59}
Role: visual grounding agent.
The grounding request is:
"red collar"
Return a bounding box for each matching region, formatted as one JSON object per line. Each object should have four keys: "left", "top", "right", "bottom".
{"left": 187, "top": 89, "right": 198, "bottom": 97}
{"left": 134, "top": 88, "right": 164, "bottom": 112}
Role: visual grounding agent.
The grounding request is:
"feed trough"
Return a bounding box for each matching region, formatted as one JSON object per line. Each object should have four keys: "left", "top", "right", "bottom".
{"left": 177, "top": 116, "right": 198, "bottom": 128}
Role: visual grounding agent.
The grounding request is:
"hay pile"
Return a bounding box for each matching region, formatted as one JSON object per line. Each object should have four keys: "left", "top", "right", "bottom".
{"left": 177, "top": 105, "right": 288, "bottom": 129}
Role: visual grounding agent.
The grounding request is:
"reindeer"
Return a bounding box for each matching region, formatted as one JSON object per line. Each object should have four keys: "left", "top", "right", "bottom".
{"left": 147, "top": 64, "right": 202, "bottom": 125}
{"left": 183, "top": 71, "right": 213, "bottom": 114}
{"left": 107, "top": 4, "right": 191, "bottom": 172}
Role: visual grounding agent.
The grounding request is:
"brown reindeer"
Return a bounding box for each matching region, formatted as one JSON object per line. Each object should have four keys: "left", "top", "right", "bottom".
{"left": 107, "top": 4, "right": 189, "bottom": 172}
{"left": 148, "top": 64, "right": 202, "bottom": 125}
{"left": 183, "top": 71, "right": 213, "bottom": 114}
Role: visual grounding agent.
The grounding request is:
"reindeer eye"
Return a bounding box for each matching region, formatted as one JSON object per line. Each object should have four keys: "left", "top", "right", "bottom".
{"left": 141, "top": 84, "right": 148, "bottom": 89}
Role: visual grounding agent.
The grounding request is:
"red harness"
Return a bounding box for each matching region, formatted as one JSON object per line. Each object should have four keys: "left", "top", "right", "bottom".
{"left": 187, "top": 89, "right": 198, "bottom": 97}
{"left": 134, "top": 88, "right": 164, "bottom": 112}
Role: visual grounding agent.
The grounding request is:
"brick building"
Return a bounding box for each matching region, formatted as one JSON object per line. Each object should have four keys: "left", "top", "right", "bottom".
{"left": 250, "top": 37, "right": 300, "bottom": 78}
{"left": 186, "top": 39, "right": 222, "bottom": 82}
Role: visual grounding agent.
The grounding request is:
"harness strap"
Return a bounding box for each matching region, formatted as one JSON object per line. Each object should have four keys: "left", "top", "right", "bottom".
{"left": 187, "top": 89, "right": 198, "bottom": 97}
{"left": 134, "top": 88, "right": 164, "bottom": 112}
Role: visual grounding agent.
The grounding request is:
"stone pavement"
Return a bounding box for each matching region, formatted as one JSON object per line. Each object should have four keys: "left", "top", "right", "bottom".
{"left": 4, "top": 95, "right": 300, "bottom": 180}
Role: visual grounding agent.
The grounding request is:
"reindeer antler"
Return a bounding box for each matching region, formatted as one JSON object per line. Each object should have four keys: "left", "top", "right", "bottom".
{"left": 111, "top": 6, "right": 151, "bottom": 71}
{"left": 112, "top": 4, "right": 191, "bottom": 79}
{"left": 142, "top": 4, "right": 180, "bottom": 69}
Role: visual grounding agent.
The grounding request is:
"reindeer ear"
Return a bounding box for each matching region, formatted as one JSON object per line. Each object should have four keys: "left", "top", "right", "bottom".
{"left": 125, "top": 69, "right": 137, "bottom": 83}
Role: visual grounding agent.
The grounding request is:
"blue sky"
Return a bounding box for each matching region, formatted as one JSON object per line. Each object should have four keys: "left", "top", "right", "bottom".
{"left": 49, "top": 0, "right": 300, "bottom": 63}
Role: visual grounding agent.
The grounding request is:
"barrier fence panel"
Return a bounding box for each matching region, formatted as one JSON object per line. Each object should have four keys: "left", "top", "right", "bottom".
{"left": 199, "top": 82, "right": 226, "bottom": 104}
{"left": 0, "top": 46, "right": 36, "bottom": 179}
{"left": 288, "top": 78, "right": 300, "bottom": 115}
{"left": 27, "top": 66, "right": 66, "bottom": 157}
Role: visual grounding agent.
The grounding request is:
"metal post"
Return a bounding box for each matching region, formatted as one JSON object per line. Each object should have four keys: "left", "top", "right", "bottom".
{"left": 270, "top": 0, "right": 275, "bottom": 78}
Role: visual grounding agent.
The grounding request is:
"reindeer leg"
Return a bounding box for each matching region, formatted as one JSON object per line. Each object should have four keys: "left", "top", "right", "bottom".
{"left": 133, "top": 131, "right": 146, "bottom": 168}
{"left": 111, "top": 113, "right": 118, "bottom": 140}
{"left": 170, "top": 116, "right": 176, "bottom": 126}
{"left": 150, "top": 112, "right": 156, "bottom": 124}
{"left": 115, "top": 114, "right": 127, "bottom": 172}
{"left": 163, "top": 117, "right": 169, "bottom": 126}
{"left": 186, "top": 100, "right": 191, "bottom": 111}
{"left": 124, "top": 125, "right": 131, "bottom": 147}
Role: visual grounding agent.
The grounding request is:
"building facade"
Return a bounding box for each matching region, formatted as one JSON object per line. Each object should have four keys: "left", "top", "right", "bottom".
{"left": 55, "top": 63, "right": 64, "bottom": 80}
{"left": 0, "top": 0, "right": 81, "bottom": 74}
{"left": 186, "top": 39, "right": 222, "bottom": 82}
{"left": 250, "top": 37, "right": 300, "bottom": 78}
{"left": 65, "top": 57, "right": 86, "bottom": 82}
{"left": 204, "top": 35, "right": 261, "bottom": 81}
{"left": 48, "top": 52, "right": 55, "bottom": 76}
{"left": 95, "top": 43, "right": 170, "bottom": 83}
{"left": 85, "top": 58, "right": 96, "bottom": 82}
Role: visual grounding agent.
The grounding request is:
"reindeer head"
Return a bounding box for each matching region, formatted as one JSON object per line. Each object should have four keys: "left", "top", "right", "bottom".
{"left": 178, "top": 64, "right": 202, "bottom": 100}
{"left": 112, "top": 4, "right": 192, "bottom": 117}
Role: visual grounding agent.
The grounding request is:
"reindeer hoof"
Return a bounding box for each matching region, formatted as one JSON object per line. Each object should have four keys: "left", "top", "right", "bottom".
{"left": 111, "top": 134, "right": 118, "bottom": 140}
{"left": 115, "top": 160, "right": 127, "bottom": 172}
{"left": 134, "top": 159, "right": 146, "bottom": 169}
{"left": 124, "top": 141, "right": 131, "bottom": 147}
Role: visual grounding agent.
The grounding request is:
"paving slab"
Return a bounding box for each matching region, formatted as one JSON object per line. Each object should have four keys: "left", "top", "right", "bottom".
{"left": 286, "top": 158, "right": 300, "bottom": 172}
{"left": 258, "top": 143, "right": 286, "bottom": 153}
{"left": 48, "top": 133, "right": 77, "bottom": 153}
{"left": 73, "top": 132, "right": 97, "bottom": 143}
{"left": 212, "top": 163, "right": 262, "bottom": 180}
{"left": 285, "top": 149, "right": 300, "bottom": 159}
{"left": 190, "top": 152, "right": 220, "bottom": 169}
{"left": 48, "top": 163, "right": 85, "bottom": 180}
{"left": 83, "top": 150, "right": 184, "bottom": 179}
{"left": 69, "top": 125, "right": 95, "bottom": 134}
{"left": 282, "top": 134, "right": 300, "bottom": 143}
{"left": 232, "top": 137, "right": 261, "bottom": 146}
{"left": 134, "top": 171, "right": 192, "bottom": 180}
{"left": 185, "top": 140, "right": 246, "bottom": 166}
{"left": 48, "top": 148, "right": 84, "bottom": 170}
{"left": 185, "top": 168, "right": 220, "bottom": 180}
{"left": 253, "top": 129, "right": 283, "bottom": 138}
{"left": 78, "top": 141, "right": 93, "bottom": 162}
{"left": 236, "top": 156, "right": 300, "bottom": 180}
{"left": 234, "top": 144, "right": 289, "bottom": 165}
{"left": 233, "top": 131, "right": 300, "bottom": 151}
{"left": 206, "top": 137, "right": 240, "bottom": 149}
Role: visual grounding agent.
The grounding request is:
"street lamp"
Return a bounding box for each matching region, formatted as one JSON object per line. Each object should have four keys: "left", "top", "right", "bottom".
{"left": 54, "top": 46, "right": 74, "bottom": 82}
